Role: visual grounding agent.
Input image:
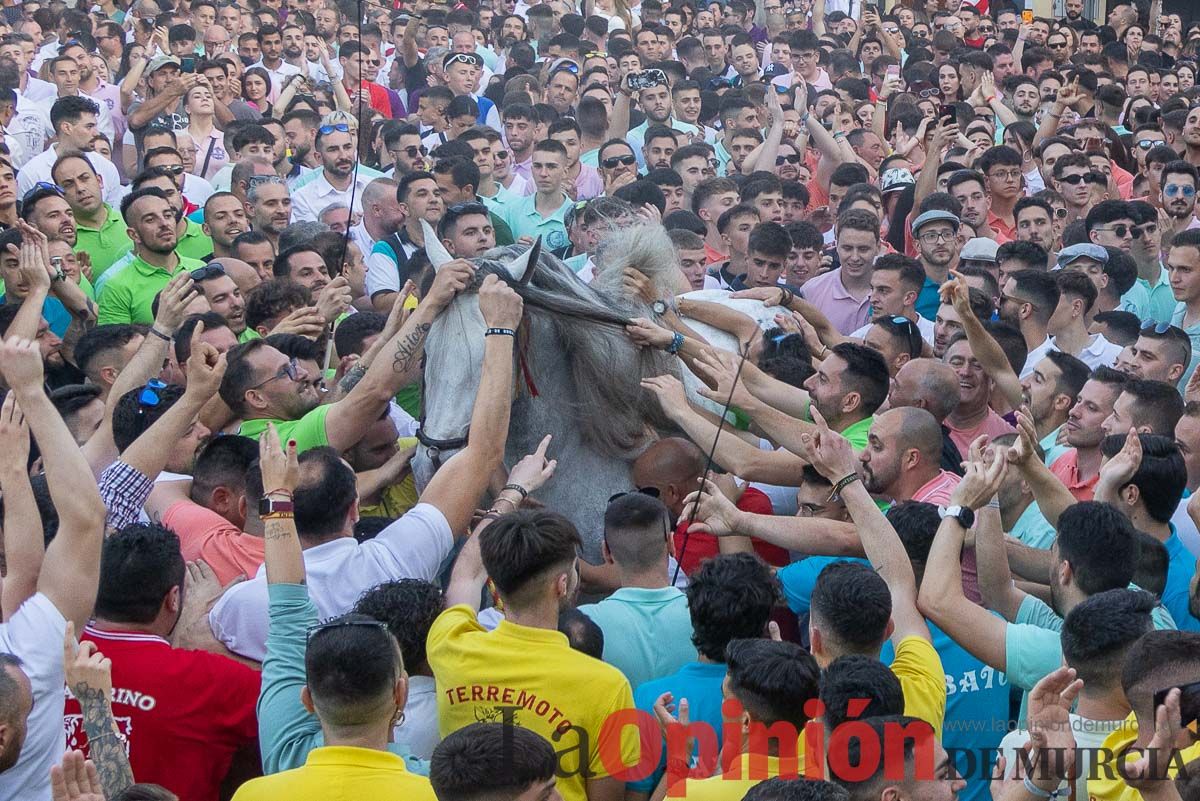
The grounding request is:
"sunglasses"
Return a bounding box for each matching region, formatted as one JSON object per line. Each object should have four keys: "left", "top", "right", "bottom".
{"left": 190, "top": 264, "right": 226, "bottom": 281}
{"left": 494, "top": 149, "right": 509, "bottom": 160}
{"left": 393, "top": 144, "right": 427, "bottom": 157}
{"left": 776, "top": 154, "right": 802, "bottom": 164}
{"left": 306, "top": 617, "right": 390, "bottom": 643}
{"left": 1095, "top": 223, "right": 1140, "bottom": 238}
{"left": 1136, "top": 138, "right": 1164, "bottom": 150}
{"left": 1166, "top": 184, "right": 1196, "bottom": 197}
{"left": 444, "top": 52, "right": 480, "bottom": 67}
{"left": 318, "top": 123, "right": 351, "bottom": 135}
{"left": 23, "top": 181, "right": 63, "bottom": 202}
{"left": 137, "top": 379, "right": 167, "bottom": 411}
{"left": 552, "top": 61, "right": 580, "bottom": 75}
{"left": 915, "top": 87, "right": 940, "bottom": 99}
{"left": 1059, "top": 172, "right": 1105, "bottom": 185}
{"left": 602, "top": 154, "right": 637, "bottom": 168}
{"left": 158, "top": 164, "right": 184, "bottom": 175}
{"left": 1142, "top": 320, "right": 1173, "bottom": 334}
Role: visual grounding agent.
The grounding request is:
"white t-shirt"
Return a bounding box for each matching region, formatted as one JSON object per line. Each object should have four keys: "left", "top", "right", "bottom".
{"left": 0, "top": 594, "right": 69, "bottom": 801}
{"left": 210, "top": 503, "right": 454, "bottom": 660}
{"left": 17, "top": 148, "right": 123, "bottom": 206}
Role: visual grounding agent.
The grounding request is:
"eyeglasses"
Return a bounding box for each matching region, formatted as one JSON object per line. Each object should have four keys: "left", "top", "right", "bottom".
{"left": 306, "top": 617, "right": 390, "bottom": 643}
{"left": 22, "top": 181, "right": 63, "bottom": 203}
{"left": 247, "top": 175, "right": 287, "bottom": 189}
{"left": 137, "top": 379, "right": 167, "bottom": 411}
{"left": 1166, "top": 184, "right": 1197, "bottom": 197}
{"left": 494, "top": 150, "right": 509, "bottom": 160}
{"left": 607, "top": 486, "right": 661, "bottom": 503}
{"left": 190, "top": 264, "right": 226, "bottom": 281}
{"left": 918, "top": 229, "right": 956, "bottom": 243}
{"left": 250, "top": 357, "right": 302, "bottom": 390}
{"left": 987, "top": 169, "right": 1022, "bottom": 182}
{"left": 1095, "top": 224, "right": 1139, "bottom": 238}
{"left": 601, "top": 154, "right": 637, "bottom": 169}
{"left": 318, "top": 123, "right": 351, "bottom": 135}
{"left": 776, "top": 153, "right": 802, "bottom": 165}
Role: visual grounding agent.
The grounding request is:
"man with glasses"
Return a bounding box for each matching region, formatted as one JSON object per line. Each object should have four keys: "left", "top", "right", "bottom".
{"left": 46, "top": 152, "right": 130, "bottom": 278}
{"left": 290, "top": 123, "right": 375, "bottom": 222}
{"left": 1087, "top": 199, "right": 1140, "bottom": 255}
{"left": 596, "top": 139, "right": 639, "bottom": 197}
{"left": 97, "top": 188, "right": 207, "bottom": 325}
{"left": 383, "top": 122, "right": 427, "bottom": 178}
{"left": 1161, "top": 160, "right": 1200, "bottom": 233}
{"left": 913, "top": 210, "right": 963, "bottom": 320}
{"left": 978, "top": 146, "right": 1023, "bottom": 241}
{"left": 1053, "top": 153, "right": 1106, "bottom": 224}
{"left": 16, "top": 96, "right": 121, "bottom": 206}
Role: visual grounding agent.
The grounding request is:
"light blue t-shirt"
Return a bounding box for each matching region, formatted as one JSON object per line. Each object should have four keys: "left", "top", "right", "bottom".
{"left": 578, "top": 586, "right": 697, "bottom": 690}
{"left": 628, "top": 661, "right": 728, "bottom": 794}
{"left": 1009, "top": 501, "right": 1057, "bottom": 550}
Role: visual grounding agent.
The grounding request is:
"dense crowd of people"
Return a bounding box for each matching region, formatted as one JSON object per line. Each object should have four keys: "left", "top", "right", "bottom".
{"left": 0, "top": 0, "right": 1199, "bottom": 799}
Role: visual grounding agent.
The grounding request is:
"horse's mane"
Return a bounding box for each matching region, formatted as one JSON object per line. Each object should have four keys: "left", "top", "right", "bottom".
{"left": 471, "top": 244, "right": 679, "bottom": 458}
{"left": 590, "top": 222, "right": 687, "bottom": 299}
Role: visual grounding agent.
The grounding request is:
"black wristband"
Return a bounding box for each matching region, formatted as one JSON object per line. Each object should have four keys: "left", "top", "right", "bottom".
{"left": 485, "top": 327, "right": 516, "bottom": 337}
{"left": 148, "top": 327, "right": 172, "bottom": 342}
{"left": 502, "top": 483, "right": 529, "bottom": 500}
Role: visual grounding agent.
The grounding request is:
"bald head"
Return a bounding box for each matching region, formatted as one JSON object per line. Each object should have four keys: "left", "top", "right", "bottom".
{"left": 892, "top": 359, "right": 959, "bottom": 422}
{"left": 633, "top": 437, "right": 706, "bottom": 485}
{"left": 209, "top": 257, "right": 260, "bottom": 294}
{"left": 363, "top": 177, "right": 399, "bottom": 205}
{"left": 879, "top": 406, "right": 942, "bottom": 464}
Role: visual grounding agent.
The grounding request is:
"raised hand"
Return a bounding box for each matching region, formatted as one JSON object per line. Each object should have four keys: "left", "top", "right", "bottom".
{"left": 693, "top": 347, "right": 755, "bottom": 409}
{"left": 1098, "top": 428, "right": 1143, "bottom": 496}
{"left": 506, "top": 434, "right": 557, "bottom": 493}
{"left": 1026, "top": 666, "right": 1083, "bottom": 793}
{"left": 154, "top": 271, "right": 199, "bottom": 335}
{"left": 62, "top": 623, "right": 113, "bottom": 707}
{"left": 1124, "top": 688, "right": 1184, "bottom": 789}
{"left": 680, "top": 476, "right": 742, "bottom": 537}
{"left": 315, "top": 275, "right": 353, "bottom": 323}
{"left": 0, "top": 336, "right": 44, "bottom": 389}
{"left": 183, "top": 322, "right": 227, "bottom": 400}
{"left": 426, "top": 259, "right": 476, "bottom": 310}
{"left": 50, "top": 750, "right": 105, "bottom": 801}
{"left": 269, "top": 306, "right": 327, "bottom": 339}
{"left": 621, "top": 268, "right": 658, "bottom": 304}
{"left": 259, "top": 422, "right": 299, "bottom": 492}
{"left": 478, "top": 273, "right": 523, "bottom": 329}
{"left": 950, "top": 446, "right": 1007, "bottom": 510}
{"left": 0, "top": 391, "right": 30, "bottom": 469}
{"left": 939, "top": 269, "right": 972, "bottom": 316}
{"left": 625, "top": 317, "right": 674, "bottom": 349}
{"left": 796, "top": 406, "right": 858, "bottom": 482}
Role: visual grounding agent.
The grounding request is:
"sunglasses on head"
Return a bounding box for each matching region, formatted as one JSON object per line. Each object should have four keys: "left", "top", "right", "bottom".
{"left": 602, "top": 154, "right": 637, "bottom": 168}
{"left": 137, "top": 379, "right": 167, "bottom": 412}
{"left": 23, "top": 181, "right": 63, "bottom": 203}
{"left": 318, "top": 122, "right": 350, "bottom": 135}
{"left": 916, "top": 87, "right": 940, "bottom": 98}
{"left": 607, "top": 486, "right": 661, "bottom": 503}
{"left": 190, "top": 264, "right": 226, "bottom": 281}
{"left": 306, "top": 617, "right": 390, "bottom": 643}
{"left": 444, "top": 52, "right": 480, "bottom": 67}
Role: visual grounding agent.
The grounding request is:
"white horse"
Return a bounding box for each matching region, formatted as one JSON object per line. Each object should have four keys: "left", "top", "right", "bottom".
{"left": 412, "top": 223, "right": 782, "bottom": 559}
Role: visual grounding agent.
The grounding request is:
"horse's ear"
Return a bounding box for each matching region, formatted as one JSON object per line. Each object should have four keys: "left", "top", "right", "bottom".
{"left": 508, "top": 236, "right": 541, "bottom": 285}
{"left": 422, "top": 220, "right": 454, "bottom": 270}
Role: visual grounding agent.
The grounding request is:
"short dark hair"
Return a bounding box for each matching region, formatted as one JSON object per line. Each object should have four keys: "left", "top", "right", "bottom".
{"left": 1061, "top": 588, "right": 1156, "bottom": 687}
{"left": 49, "top": 94, "right": 99, "bottom": 132}
{"left": 742, "top": 779, "right": 851, "bottom": 801}
{"left": 94, "top": 524, "right": 186, "bottom": 623}
{"left": 74, "top": 325, "right": 143, "bottom": 381}
{"left": 836, "top": 209, "right": 880, "bottom": 240}
{"left": 1118, "top": 380, "right": 1186, "bottom": 437}
{"left": 1056, "top": 501, "right": 1139, "bottom": 595}
{"left": 811, "top": 561, "right": 891, "bottom": 650}
{"left": 430, "top": 723, "right": 558, "bottom": 801}
{"left": 724, "top": 638, "right": 820, "bottom": 729}
{"left": 243, "top": 279, "right": 310, "bottom": 337}
{"left": 305, "top": 612, "right": 402, "bottom": 727}
{"left": 190, "top": 435, "right": 259, "bottom": 506}
{"left": 832, "top": 716, "right": 938, "bottom": 796}
{"left": 1008, "top": 268, "right": 1060, "bottom": 325}
{"left": 111, "top": 383, "right": 185, "bottom": 453}
{"left": 830, "top": 342, "right": 889, "bottom": 417}
{"left": 1099, "top": 434, "right": 1187, "bottom": 523}
{"left": 603, "top": 492, "right": 671, "bottom": 570}
{"left": 272, "top": 245, "right": 322, "bottom": 280}
{"left": 819, "top": 654, "right": 905, "bottom": 730}
{"left": 353, "top": 579, "right": 443, "bottom": 672}
{"left": 333, "top": 311, "right": 385, "bottom": 358}
{"left": 872, "top": 253, "right": 925, "bottom": 294}
{"left": 1045, "top": 350, "right": 1091, "bottom": 401}
{"left": 295, "top": 447, "right": 359, "bottom": 541}
{"left": 685, "top": 553, "right": 780, "bottom": 661}
{"left": 748, "top": 222, "right": 791, "bottom": 259}
{"left": 478, "top": 511, "right": 582, "bottom": 602}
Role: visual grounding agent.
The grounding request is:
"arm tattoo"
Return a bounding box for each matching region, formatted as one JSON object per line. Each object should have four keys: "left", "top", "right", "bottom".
{"left": 264, "top": 518, "right": 298, "bottom": 541}
{"left": 336, "top": 363, "right": 368, "bottom": 394}
{"left": 391, "top": 322, "right": 432, "bottom": 375}
{"left": 75, "top": 681, "right": 135, "bottom": 799}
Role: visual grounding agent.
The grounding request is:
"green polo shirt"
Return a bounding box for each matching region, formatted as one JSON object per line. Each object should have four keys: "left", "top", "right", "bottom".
{"left": 238, "top": 404, "right": 332, "bottom": 453}
{"left": 840, "top": 415, "right": 874, "bottom": 451}
{"left": 498, "top": 191, "right": 571, "bottom": 251}
{"left": 96, "top": 253, "right": 206, "bottom": 325}
{"left": 238, "top": 328, "right": 261, "bottom": 342}
{"left": 175, "top": 219, "right": 215, "bottom": 262}
{"left": 74, "top": 204, "right": 133, "bottom": 278}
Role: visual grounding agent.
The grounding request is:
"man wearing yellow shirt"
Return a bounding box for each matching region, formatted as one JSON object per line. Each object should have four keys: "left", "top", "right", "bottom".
{"left": 1088, "top": 630, "right": 1200, "bottom": 801}
{"left": 665, "top": 639, "right": 821, "bottom": 801}
{"left": 427, "top": 505, "right": 640, "bottom": 801}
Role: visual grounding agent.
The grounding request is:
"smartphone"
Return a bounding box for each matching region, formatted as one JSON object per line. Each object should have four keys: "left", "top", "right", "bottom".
{"left": 628, "top": 68, "right": 668, "bottom": 91}
{"left": 1021, "top": 8, "right": 1033, "bottom": 22}
{"left": 885, "top": 64, "right": 900, "bottom": 81}
{"left": 1153, "top": 679, "right": 1200, "bottom": 730}
{"left": 939, "top": 103, "right": 956, "bottom": 123}
{"left": 180, "top": 55, "right": 195, "bottom": 73}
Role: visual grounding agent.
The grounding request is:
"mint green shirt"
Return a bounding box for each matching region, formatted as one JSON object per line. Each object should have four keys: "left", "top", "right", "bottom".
{"left": 497, "top": 191, "right": 572, "bottom": 251}
{"left": 578, "top": 587, "right": 697, "bottom": 690}
{"left": 1172, "top": 302, "right": 1200, "bottom": 388}
{"left": 1009, "top": 501, "right": 1056, "bottom": 550}
{"left": 1137, "top": 265, "right": 1178, "bottom": 325}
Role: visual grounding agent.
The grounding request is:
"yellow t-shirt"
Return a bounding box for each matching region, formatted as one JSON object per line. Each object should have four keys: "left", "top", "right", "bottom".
{"left": 1088, "top": 713, "right": 1200, "bottom": 801}
{"left": 426, "top": 605, "right": 641, "bottom": 801}
{"left": 668, "top": 751, "right": 808, "bottom": 801}
{"left": 231, "top": 746, "right": 436, "bottom": 801}
{"left": 891, "top": 636, "right": 947, "bottom": 738}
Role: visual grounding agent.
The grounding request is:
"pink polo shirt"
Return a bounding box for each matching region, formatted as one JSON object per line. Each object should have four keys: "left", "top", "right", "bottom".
{"left": 574, "top": 163, "right": 604, "bottom": 200}
{"left": 945, "top": 409, "right": 1015, "bottom": 458}
{"left": 1049, "top": 448, "right": 1098, "bottom": 502}
{"left": 799, "top": 267, "right": 871, "bottom": 335}
{"left": 910, "top": 470, "right": 982, "bottom": 605}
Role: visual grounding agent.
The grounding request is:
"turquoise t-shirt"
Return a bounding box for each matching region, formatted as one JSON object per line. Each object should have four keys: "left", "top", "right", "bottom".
{"left": 1163, "top": 531, "right": 1200, "bottom": 632}
{"left": 1009, "top": 501, "right": 1057, "bottom": 550}
{"left": 577, "top": 586, "right": 697, "bottom": 690}
{"left": 628, "top": 662, "right": 727, "bottom": 794}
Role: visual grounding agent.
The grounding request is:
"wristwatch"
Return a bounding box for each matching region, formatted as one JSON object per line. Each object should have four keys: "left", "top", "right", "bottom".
{"left": 939, "top": 505, "right": 975, "bottom": 529}
{"left": 651, "top": 299, "right": 668, "bottom": 316}
{"left": 259, "top": 496, "right": 295, "bottom": 518}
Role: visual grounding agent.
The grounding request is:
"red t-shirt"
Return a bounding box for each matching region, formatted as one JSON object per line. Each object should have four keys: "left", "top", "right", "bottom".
{"left": 673, "top": 486, "right": 787, "bottom": 575}
{"left": 63, "top": 627, "right": 260, "bottom": 801}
